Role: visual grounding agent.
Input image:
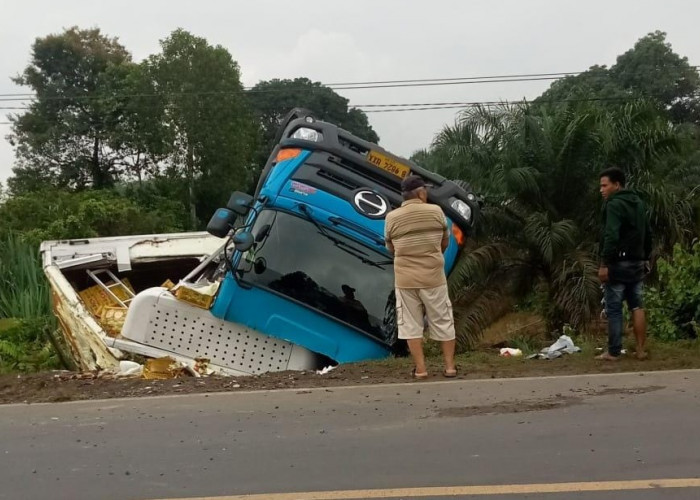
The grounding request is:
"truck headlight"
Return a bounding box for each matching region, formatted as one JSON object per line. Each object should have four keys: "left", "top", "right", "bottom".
{"left": 450, "top": 198, "right": 472, "bottom": 222}
{"left": 291, "top": 127, "right": 323, "bottom": 142}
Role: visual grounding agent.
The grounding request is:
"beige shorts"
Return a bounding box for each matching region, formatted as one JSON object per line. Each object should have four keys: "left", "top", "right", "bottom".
{"left": 396, "top": 285, "right": 455, "bottom": 341}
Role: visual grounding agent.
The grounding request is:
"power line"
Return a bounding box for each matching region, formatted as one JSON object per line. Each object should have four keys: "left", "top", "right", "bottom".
{"left": 323, "top": 71, "right": 582, "bottom": 86}
{"left": 361, "top": 105, "right": 476, "bottom": 113}
{"left": 2, "top": 66, "right": 699, "bottom": 101}
{"left": 3, "top": 65, "right": 699, "bottom": 101}
{"left": 3, "top": 94, "right": 694, "bottom": 121}
{"left": 2, "top": 90, "right": 698, "bottom": 117}
{"left": 0, "top": 101, "right": 517, "bottom": 110}
{"left": 325, "top": 76, "right": 567, "bottom": 90}
{"left": 0, "top": 72, "right": 694, "bottom": 102}
{"left": 0, "top": 72, "right": 581, "bottom": 98}
{"left": 0, "top": 98, "right": 659, "bottom": 115}
{"left": 356, "top": 92, "right": 700, "bottom": 112}
{"left": 0, "top": 71, "right": 604, "bottom": 103}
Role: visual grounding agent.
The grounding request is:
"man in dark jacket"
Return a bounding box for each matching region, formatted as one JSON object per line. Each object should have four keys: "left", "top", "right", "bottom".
{"left": 598, "top": 167, "right": 652, "bottom": 361}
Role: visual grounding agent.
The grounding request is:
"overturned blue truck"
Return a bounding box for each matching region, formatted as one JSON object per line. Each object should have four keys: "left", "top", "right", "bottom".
{"left": 42, "top": 109, "right": 479, "bottom": 376}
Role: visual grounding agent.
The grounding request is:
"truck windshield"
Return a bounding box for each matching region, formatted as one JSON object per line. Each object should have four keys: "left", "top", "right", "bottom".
{"left": 236, "top": 209, "right": 397, "bottom": 344}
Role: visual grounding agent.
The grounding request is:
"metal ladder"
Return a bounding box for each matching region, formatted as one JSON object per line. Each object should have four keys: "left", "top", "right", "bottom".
{"left": 86, "top": 269, "right": 135, "bottom": 308}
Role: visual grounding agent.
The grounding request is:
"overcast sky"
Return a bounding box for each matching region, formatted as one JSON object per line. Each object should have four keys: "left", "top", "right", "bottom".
{"left": 1, "top": 0, "right": 699, "bottom": 185}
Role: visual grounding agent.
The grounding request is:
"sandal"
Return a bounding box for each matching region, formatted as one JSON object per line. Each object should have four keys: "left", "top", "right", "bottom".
{"left": 443, "top": 369, "right": 457, "bottom": 378}
{"left": 411, "top": 368, "right": 428, "bottom": 380}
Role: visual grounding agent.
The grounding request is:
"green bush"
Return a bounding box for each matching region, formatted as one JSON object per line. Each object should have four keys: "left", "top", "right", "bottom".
{"left": 0, "top": 189, "right": 186, "bottom": 247}
{"left": 645, "top": 242, "right": 700, "bottom": 341}
{"left": 0, "top": 318, "right": 60, "bottom": 373}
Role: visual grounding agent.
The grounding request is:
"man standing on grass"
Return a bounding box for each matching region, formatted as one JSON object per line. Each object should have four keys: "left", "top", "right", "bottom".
{"left": 597, "top": 167, "right": 652, "bottom": 361}
{"left": 384, "top": 175, "right": 457, "bottom": 379}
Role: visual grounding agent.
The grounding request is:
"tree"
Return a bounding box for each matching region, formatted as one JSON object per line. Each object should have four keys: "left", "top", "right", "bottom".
{"left": 426, "top": 98, "right": 693, "bottom": 347}
{"left": 98, "top": 62, "right": 171, "bottom": 184}
{"left": 8, "top": 27, "right": 133, "bottom": 192}
{"left": 536, "top": 65, "right": 628, "bottom": 106}
{"left": 246, "top": 78, "right": 379, "bottom": 181}
{"left": 537, "top": 32, "right": 700, "bottom": 125}
{"left": 612, "top": 31, "right": 700, "bottom": 123}
{"left": 143, "top": 29, "right": 257, "bottom": 228}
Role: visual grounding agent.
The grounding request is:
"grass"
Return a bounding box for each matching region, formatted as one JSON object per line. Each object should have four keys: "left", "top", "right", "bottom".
{"left": 0, "top": 232, "right": 52, "bottom": 319}
{"left": 352, "top": 334, "right": 700, "bottom": 381}
{"left": 0, "top": 232, "right": 64, "bottom": 373}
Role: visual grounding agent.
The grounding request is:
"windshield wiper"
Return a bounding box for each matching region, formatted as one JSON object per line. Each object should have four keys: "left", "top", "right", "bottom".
{"left": 338, "top": 245, "right": 387, "bottom": 269}
{"left": 328, "top": 216, "right": 385, "bottom": 247}
{"left": 298, "top": 205, "right": 387, "bottom": 268}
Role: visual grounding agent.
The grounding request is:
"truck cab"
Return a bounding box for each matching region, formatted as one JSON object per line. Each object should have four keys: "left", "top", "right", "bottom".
{"left": 205, "top": 108, "right": 479, "bottom": 367}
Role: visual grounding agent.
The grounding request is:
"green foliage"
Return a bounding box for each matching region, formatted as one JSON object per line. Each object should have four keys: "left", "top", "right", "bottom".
{"left": 613, "top": 31, "right": 700, "bottom": 123}
{"left": 507, "top": 334, "right": 540, "bottom": 354}
{"left": 0, "top": 233, "right": 51, "bottom": 319}
{"left": 537, "top": 31, "right": 700, "bottom": 125}
{"left": 0, "top": 235, "right": 62, "bottom": 373}
{"left": 141, "top": 29, "right": 258, "bottom": 228}
{"left": 8, "top": 27, "right": 262, "bottom": 229}
{"left": 0, "top": 318, "right": 61, "bottom": 373}
{"left": 0, "top": 189, "right": 186, "bottom": 246}
{"left": 8, "top": 27, "right": 133, "bottom": 191}
{"left": 246, "top": 78, "right": 379, "bottom": 187}
{"left": 433, "top": 96, "right": 697, "bottom": 345}
{"left": 248, "top": 77, "right": 379, "bottom": 144}
{"left": 646, "top": 242, "right": 700, "bottom": 341}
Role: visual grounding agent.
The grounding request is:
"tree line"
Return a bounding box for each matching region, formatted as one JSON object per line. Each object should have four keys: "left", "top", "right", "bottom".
{"left": 2, "top": 27, "right": 378, "bottom": 232}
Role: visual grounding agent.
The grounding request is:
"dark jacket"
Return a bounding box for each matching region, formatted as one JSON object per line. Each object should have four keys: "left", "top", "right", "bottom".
{"left": 599, "top": 189, "right": 652, "bottom": 266}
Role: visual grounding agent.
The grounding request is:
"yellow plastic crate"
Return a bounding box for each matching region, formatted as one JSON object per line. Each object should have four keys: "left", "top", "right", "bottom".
{"left": 173, "top": 281, "right": 220, "bottom": 310}
{"left": 78, "top": 278, "right": 135, "bottom": 318}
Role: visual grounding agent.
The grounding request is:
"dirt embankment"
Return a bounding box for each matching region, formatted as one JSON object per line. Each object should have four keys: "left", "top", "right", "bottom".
{"left": 3, "top": 339, "right": 699, "bottom": 405}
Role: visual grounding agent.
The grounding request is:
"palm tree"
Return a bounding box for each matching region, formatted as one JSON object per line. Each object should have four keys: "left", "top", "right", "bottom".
{"left": 424, "top": 99, "right": 692, "bottom": 348}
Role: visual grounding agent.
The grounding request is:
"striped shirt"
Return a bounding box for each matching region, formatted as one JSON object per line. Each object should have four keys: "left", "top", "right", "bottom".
{"left": 384, "top": 199, "right": 449, "bottom": 289}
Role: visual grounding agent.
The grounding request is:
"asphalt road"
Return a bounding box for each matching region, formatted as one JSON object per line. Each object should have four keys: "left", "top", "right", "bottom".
{"left": 1, "top": 370, "right": 699, "bottom": 500}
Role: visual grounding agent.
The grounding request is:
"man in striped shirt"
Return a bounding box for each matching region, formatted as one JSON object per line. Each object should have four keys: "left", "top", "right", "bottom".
{"left": 384, "top": 175, "right": 457, "bottom": 379}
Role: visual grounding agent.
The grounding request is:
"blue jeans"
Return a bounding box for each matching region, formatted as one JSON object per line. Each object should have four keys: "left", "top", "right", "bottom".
{"left": 605, "top": 279, "right": 644, "bottom": 357}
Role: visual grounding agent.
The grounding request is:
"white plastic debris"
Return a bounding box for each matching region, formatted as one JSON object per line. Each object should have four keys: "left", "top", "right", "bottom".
{"left": 528, "top": 335, "right": 581, "bottom": 360}
{"left": 547, "top": 335, "right": 580, "bottom": 355}
{"left": 499, "top": 347, "right": 523, "bottom": 357}
{"left": 117, "top": 360, "right": 143, "bottom": 377}
{"left": 315, "top": 365, "right": 337, "bottom": 375}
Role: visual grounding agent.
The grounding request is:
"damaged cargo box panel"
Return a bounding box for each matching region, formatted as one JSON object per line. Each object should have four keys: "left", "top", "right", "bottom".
{"left": 41, "top": 232, "right": 328, "bottom": 376}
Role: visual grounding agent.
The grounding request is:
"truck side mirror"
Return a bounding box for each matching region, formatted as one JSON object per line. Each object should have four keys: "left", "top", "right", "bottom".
{"left": 227, "top": 191, "right": 254, "bottom": 216}
{"left": 232, "top": 232, "right": 254, "bottom": 252}
{"left": 207, "top": 208, "right": 237, "bottom": 238}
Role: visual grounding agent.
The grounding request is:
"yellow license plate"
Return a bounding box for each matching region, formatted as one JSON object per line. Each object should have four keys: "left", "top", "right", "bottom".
{"left": 366, "top": 150, "right": 411, "bottom": 179}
